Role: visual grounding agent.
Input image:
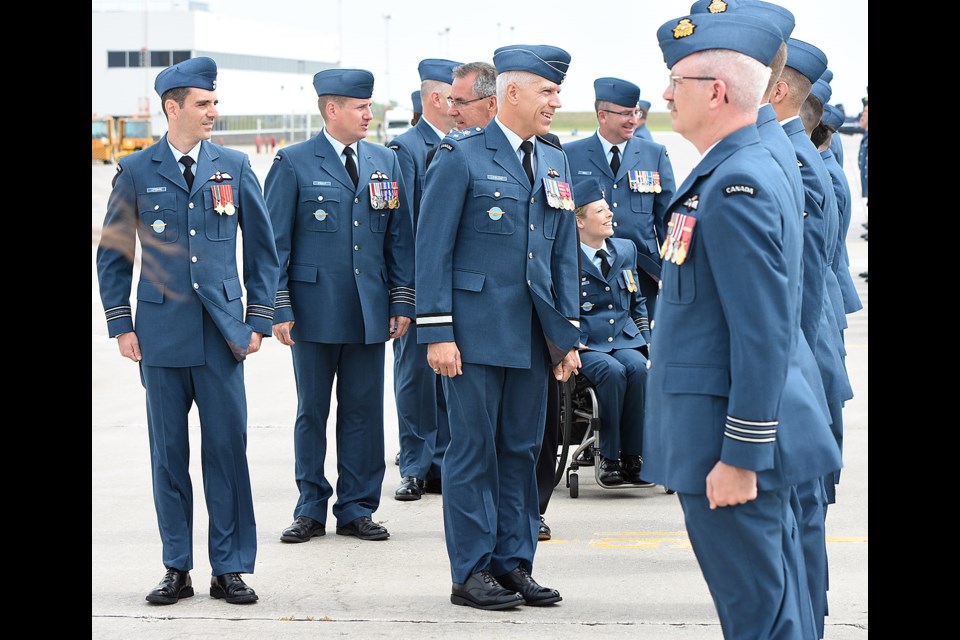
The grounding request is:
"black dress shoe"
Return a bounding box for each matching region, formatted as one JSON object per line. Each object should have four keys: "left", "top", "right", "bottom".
{"left": 597, "top": 455, "right": 624, "bottom": 485}
{"left": 575, "top": 445, "right": 595, "bottom": 466}
{"left": 538, "top": 516, "right": 552, "bottom": 541}
{"left": 395, "top": 476, "right": 424, "bottom": 501}
{"left": 621, "top": 455, "right": 656, "bottom": 487}
{"left": 336, "top": 516, "right": 390, "bottom": 540}
{"left": 496, "top": 566, "right": 562, "bottom": 606}
{"left": 210, "top": 573, "right": 258, "bottom": 604}
{"left": 859, "top": 271, "right": 868, "bottom": 279}
{"left": 280, "top": 515, "right": 325, "bottom": 543}
{"left": 451, "top": 569, "right": 525, "bottom": 610}
{"left": 423, "top": 477, "right": 442, "bottom": 494}
{"left": 145, "top": 568, "right": 193, "bottom": 604}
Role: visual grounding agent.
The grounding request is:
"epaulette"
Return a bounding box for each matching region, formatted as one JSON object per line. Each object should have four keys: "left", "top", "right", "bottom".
{"left": 536, "top": 134, "right": 562, "bottom": 150}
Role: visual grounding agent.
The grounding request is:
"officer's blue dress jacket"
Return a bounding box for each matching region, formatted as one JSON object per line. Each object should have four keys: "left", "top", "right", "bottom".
{"left": 564, "top": 132, "right": 675, "bottom": 281}
{"left": 642, "top": 125, "right": 840, "bottom": 494}
{"left": 858, "top": 130, "right": 868, "bottom": 198}
{"left": 757, "top": 104, "right": 803, "bottom": 212}
{"left": 578, "top": 237, "right": 650, "bottom": 351}
{"left": 821, "top": 148, "right": 862, "bottom": 315}
{"left": 97, "top": 135, "right": 280, "bottom": 365}
{"left": 829, "top": 132, "right": 844, "bottom": 167}
{"left": 782, "top": 118, "right": 834, "bottom": 349}
{"left": 633, "top": 124, "right": 653, "bottom": 141}
{"left": 264, "top": 133, "right": 415, "bottom": 343}
{"left": 387, "top": 117, "right": 440, "bottom": 230}
{"left": 415, "top": 125, "right": 581, "bottom": 366}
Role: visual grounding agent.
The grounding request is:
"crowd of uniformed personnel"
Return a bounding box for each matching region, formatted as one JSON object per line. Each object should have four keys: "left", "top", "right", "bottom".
{"left": 96, "top": 0, "right": 866, "bottom": 635}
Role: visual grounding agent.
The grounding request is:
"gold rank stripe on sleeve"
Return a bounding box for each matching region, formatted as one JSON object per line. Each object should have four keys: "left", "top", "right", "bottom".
{"left": 724, "top": 416, "right": 778, "bottom": 444}
{"left": 274, "top": 290, "right": 291, "bottom": 310}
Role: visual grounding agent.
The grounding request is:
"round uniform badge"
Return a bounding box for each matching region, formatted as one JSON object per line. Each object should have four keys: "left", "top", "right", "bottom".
{"left": 314, "top": 209, "right": 328, "bottom": 220}
{"left": 581, "top": 301, "right": 594, "bottom": 312}
{"left": 151, "top": 220, "right": 166, "bottom": 233}
{"left": 487, "top": 206, "right": 504, "bottom": 221}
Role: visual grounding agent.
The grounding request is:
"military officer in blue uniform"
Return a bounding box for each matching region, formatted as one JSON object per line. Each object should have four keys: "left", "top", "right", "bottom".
{"left": 572, "top": 179, "right": 653, "bottom": 487}
{"left": 818, "top": 70, "right": 845, "bottom": 166}
{"left": 770, "top": 37, "right": 853, "bottom": 639}
{"left": 265, "top": 68, "right": 415, "bottom": 544}
{"left": 818, "top": 103, "right": 862, "bottom": 321}
{"left": 857, "top": 95, "right": 868, "bottom": 252}
{"left": 411, "top": 89, "right": 423, "bottom": 125}
{"left": 564, "top": 77, "right": 675, "bottom": 318}
{"left": 644, "top": 13, "right": 842, "bottom": 639}
{"left": 387, "top": 58, "right": 461, "bottom": 502}
{"left": 633, "top": 99, "right": 653, "bottom": 141}
{"left": 96, "top": 56, "right": 280, "bottom": 606}
{"left": 416, "top": 44, "right": 582, "bottom": 611}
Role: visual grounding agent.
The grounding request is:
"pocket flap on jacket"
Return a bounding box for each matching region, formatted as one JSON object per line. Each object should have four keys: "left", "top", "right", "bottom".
{"left": 223, "top": 277, "right": 243, "bottom": 301}
{"left": 288, "top": 263, "right": 318, "bottom": 283}
{"left": 136, "top": 281, "right": 164, "bottom": 303}
{"left": 452, "top": 269, "right": 485, "bottom": 292}
{"left": 663, "top": 364, "right": 729, "bottom": 397}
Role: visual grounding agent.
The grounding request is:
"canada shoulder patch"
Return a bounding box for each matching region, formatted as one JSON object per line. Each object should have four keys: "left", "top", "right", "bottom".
{"left": 439, "top": 142, "right": 455, "bottom": 153}
{"left": 722, "top": 184, "right": 758, "bottom": 198}
{"left": 273, "top": 153, "right": 283, "bottom": 162}
{"left": 387, "top": 144, "right": 400, "bottom": 150}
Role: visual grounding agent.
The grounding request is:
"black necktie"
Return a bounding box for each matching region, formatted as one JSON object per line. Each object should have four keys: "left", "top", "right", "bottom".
{"left": 520, "top": 140, "right": 534, "bottom": 185}
{"left": 596, "top": 248, "right": 611, "bottom": 278}
{"left": 609, "top": 145, "right": 621, "bottom": 176}
{"left": 179, "top": 155, "right": 195, "bottom": 190}
{"left": 343, "top": 146, "right": 359, "bottom": 188}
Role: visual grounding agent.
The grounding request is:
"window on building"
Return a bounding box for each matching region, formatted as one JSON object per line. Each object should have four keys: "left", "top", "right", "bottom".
{"left": 107, "top": 51, "right": 126, "bottom": 68}
{"left": 151, "top": 51, "right": 172, "bottom": 67}
{"left": 127, "top": 51, "right": 144, "bottom": 67}
{"left": 172, "top": 51, "right": 192, "bottom": 64}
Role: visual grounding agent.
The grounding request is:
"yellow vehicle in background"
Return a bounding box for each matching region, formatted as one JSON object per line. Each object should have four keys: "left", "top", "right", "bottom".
{"left": 116, "top": 116, "right": 154, "bottom": 159}
{"left": 92, "top": 115, "right": 116, "bottom": 163}
{"left": 92, "top": 115, "right": 155, "bottom": 163}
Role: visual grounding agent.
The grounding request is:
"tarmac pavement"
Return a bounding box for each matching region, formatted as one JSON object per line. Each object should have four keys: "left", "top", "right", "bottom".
{"left": 92, "top": 131, "right": 867, "bottom": 639}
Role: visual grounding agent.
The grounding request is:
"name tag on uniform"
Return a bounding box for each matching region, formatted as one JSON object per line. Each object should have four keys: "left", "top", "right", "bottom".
{"left": 486, "top": 174, "right": 508, "bottom": 181}
{"left": 577, "top": 170, "right": 593, "bottom": 175}
{"left": 313, "top": 180, "right": 332, "bottom": 186}
{"left": 146, "top": 187, "right": 167, "bottom": 193}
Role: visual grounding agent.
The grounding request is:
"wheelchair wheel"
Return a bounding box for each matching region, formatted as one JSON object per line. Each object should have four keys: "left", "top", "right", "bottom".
{"left": 553, "top": 377, "right": 574, "bottom": 488}
{"left": 569, "top": 471, "right": 579, "bottom": 498}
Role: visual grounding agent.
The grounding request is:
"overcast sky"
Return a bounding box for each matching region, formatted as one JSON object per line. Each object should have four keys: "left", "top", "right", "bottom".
{"left": 110, "top": 0, "right": 869, "bottom": 113}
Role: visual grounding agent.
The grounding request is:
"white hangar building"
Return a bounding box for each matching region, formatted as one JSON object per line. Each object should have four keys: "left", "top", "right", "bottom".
{"left": 92, "top": 1, "right": 339, "bottom": 143}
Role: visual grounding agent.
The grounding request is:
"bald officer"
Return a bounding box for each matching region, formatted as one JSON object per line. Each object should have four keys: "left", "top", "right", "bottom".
{"left": 266, "top": 69, "right": 415, "bottom": 544}
{"left": 643, "top": 13, "right": 842, "bottom": 638}
{"left": 633, "top": 99, "right": 653, "bottom": 141}
{"left": 96, "top": 57, "right": 280, "bottom": 605}
{"left": 416, "top": 44, "right": 582, "bottom": 610}
{"left": 564, "top": 77, "right": 675, "bottom": 317}
{"left": 388, "top": 58, "right": 461, "bottom": 502}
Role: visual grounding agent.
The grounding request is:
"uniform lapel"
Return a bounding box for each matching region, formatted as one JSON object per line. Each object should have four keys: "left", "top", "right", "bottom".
{"left": 590, "top": 133, "right": 615, "bottom": 180}
{"left": 192, "top": 141, "right": 220, "bottom": 198}
{"left": 152, "top": 134, "right": 189, "bottom": 191}
{"left": 315, "top": 134, "right": 355, "bottom": 192}
{"left": 486, "top": 123, "right": 530, "bottom": 187}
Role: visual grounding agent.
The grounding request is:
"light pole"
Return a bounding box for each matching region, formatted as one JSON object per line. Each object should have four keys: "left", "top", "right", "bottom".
{"left": 384, "top": 15, "right": 392, "bottom": 106}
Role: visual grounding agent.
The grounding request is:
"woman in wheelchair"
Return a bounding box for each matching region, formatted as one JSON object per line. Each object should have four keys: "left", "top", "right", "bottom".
{"left": 573, "top": 178, "right": 653, "bottom": 487}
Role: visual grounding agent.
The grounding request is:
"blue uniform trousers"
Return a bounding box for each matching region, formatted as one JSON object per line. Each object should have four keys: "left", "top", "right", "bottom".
{"left": 440, "top": 331, "right": 549, "bottom": 584}
{"left": 679, "top": 488, "right": 818, "bottom": 640}
{"left": 794, "top": 478, "right": 828, "bottom": 639}
{"left": 579, "top": 348, "right": 647, "bottom": 460}
{"left": 393, "top": 327, "right": 449, "bottom": 480}
{"left": 290, "top": 341, "right": 386, "bottom": 527}
{"left": 140, "top": 310, "right": 256, "bottom": 576}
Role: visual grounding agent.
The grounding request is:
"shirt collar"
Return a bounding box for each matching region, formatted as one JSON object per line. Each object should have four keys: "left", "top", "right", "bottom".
{"left": 494, "top": 116, "right": 534, "bottom": 155}
{"left": 168, "top": 140, "right": 201, "bottom": 164}
{"left": 322, "top": 128, "right": 357, "bottom": 159}
{"left": 596, "top": 130, "right": 626, "bottom": 158}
